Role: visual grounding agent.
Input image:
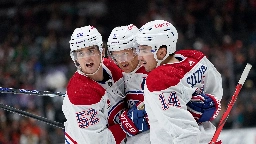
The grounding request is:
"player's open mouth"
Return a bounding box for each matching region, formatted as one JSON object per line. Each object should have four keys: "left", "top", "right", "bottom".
{"left": 86, "top": 63, "right": 94, "bottom": 67}
{"left": 142, "top": 61, "right": 147, "bottom": 65}
{"left": 122, "top": 63, "right": 129, "bottom": 67}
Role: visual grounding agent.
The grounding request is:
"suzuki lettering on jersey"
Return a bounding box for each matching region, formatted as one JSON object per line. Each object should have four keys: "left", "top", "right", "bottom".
{"left": 76, "top": 108, "right": 99, "bottom": 128}
{"left": 193, "top": 76, "right": 205, "bottom": 95}
{"left": 187, "top": 65, "right": 207, "bottom": 88}
{"left": 159, "top": 92, "right": 181, "bottom": 111}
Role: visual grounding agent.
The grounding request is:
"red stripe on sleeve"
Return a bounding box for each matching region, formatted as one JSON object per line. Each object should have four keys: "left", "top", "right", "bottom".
{"left": 108, "top": 124, "right": 126, "bottom": 144}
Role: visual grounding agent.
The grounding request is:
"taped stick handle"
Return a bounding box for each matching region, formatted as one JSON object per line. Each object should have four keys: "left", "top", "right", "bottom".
{"left": 238, "top": 64, "right": 252, "bottom": 85}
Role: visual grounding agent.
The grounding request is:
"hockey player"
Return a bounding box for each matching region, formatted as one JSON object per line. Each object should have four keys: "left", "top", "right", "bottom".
{"left": 136, "top": 20, "right": 223, "bottom": 144}
{"left": 62, "top": 26, "right": 127, "bottom": 144}
{"left": 107, "top": 24, "right": 150, "bottom": 144}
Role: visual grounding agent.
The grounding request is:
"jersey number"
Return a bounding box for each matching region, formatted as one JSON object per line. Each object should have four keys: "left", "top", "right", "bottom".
{"left": 76, "top": 108, "right": 99, "bottom": 128}
{"left": 159, "top": 92, "right": 181, "bottom": 110}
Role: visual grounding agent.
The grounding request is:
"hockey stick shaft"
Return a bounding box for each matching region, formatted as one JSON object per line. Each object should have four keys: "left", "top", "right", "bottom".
{"left": 0, "top": 87, "right": 66, "bottom": 97}
{"left": 209, "top": 63, "right": 252, "bottom": 144}
{"left": 0, "top": 103, "right": 64, "bottom": 129}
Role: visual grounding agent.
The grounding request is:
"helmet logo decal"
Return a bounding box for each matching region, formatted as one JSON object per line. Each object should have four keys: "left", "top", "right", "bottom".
{"left": 154, "top": 22, "right": 170, "bottom": 28}
{"left": 128, "top": 24, "right": 134, "bottom": 30}
{"left": 113, "top": 34, "right": 117, "bottom": 38}
{"left": 77, "top": 33, "right": 84, "bottom": 37}
{"left": 139, "top": 27, "right": 144, "bottom": 32}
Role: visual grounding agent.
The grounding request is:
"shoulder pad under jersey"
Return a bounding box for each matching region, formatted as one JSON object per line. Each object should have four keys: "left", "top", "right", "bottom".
{"left": 67, "top": 72, "right": 105, "bottom": 105}
{"left": 146, "top": 65, "right": 182, "bottom": 92}
{"left": 103, "top": 58, "right": 123, "bottom": 82}
{"left": 175, "top": 50, "right": 205, "bottom": 61}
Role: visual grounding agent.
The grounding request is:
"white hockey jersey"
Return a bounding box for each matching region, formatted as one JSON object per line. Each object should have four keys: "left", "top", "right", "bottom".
{"left": 123, "top": 66, "right": 148, "bottom": 109}
{"left": 123, "top": 66, "right": 150, "bottom": 144}
{"left": 62, "top": 58, "right": 126, "bottom": 144}
{"left": 144, "top": 50, "right": 223, "bottom": 144}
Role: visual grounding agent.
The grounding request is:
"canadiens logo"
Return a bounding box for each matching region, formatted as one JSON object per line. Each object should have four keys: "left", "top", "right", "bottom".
{"left": 108, "top": 100, "right": 125, "bottom": 124}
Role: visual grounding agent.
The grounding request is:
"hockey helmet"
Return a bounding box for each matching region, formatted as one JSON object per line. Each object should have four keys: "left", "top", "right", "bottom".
{"left": 136, "top": 20, "right": 178, "bottom": 65}
{"left": 69, "top": 26, "right": 103, "bottom": 61}
{"left": 107, "top": 24, "right": 139, "bottom": 52}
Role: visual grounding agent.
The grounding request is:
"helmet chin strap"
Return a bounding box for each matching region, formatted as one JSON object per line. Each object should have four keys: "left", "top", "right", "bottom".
{"left": 126, "top": 55, "right": 140, "bottom": 74}
{"left": 153, "top": 52, "right": 169, "bottom": 67}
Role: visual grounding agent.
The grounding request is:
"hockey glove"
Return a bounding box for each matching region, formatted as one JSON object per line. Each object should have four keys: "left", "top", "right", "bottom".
{"left": 120, "top": 103, "right": 150, "bottom": 136}
{"left": 187, "top": 93, "right": 221, "bottom": 123}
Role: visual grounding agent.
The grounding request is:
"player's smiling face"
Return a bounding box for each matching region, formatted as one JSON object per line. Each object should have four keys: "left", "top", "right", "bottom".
{"left": 111, "top": 48, "right": 139, "bottom": 73}
{"left": 138, "top": 45, "right": 157, "bottom": 72}
{"left": 76, "top": 46, "right": 102, "bottom": 74}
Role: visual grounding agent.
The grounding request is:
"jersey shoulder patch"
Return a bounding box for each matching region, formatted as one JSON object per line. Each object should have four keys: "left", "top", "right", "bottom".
{"left": 67, "top": 72, "right": 105, "bottom": 105}
{"left": 175, "top": 50, "right": 205, "bottom": 61}
{"left": 146, "top": 65, "right": 182, "bottom": 92}
{"left": 103, "top": 58, "right": 123, "bottom": 82}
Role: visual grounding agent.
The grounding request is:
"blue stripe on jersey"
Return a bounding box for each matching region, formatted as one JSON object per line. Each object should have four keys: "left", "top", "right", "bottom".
{"left": 125, "top": 90, "right": 144, "bottom": 95}
{"left": 65, "top": 138, "right": 71, "bottom": 144}
{"left": 108, "top": 99, "right": 124, "bottom": 116}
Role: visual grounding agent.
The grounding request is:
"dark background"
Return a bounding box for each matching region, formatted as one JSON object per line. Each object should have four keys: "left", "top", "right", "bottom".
{"left": 0, "top": 0, "right": 256, "bottom": 143}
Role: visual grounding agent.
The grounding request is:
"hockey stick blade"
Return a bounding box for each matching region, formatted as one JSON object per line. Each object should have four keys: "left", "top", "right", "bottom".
{"left": 0, "top": 103, "right": 64, "bottom": 129}
{"left": 209, "top": 63, "right": 252, "bottom": 144}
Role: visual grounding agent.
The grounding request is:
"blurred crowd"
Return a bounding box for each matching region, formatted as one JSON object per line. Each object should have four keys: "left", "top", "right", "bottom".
{"left": 0, "top": 0, "right": 255, "bottom": 143}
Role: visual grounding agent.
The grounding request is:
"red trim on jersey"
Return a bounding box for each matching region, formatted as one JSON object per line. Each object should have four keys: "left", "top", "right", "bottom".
{"left": 65, "top": 132, "right": 78, "bottom": 144}
{"left": 147, "top": 51, "right": 203, "bottom": 92}
{"left": 67, "top": 72, "right": 106, "bottom": 105}
{"left": 175, "top": 50, "right": 205, "bottom": 61}
{"left": 108, "top": 124, "right": 126, "bottom": 144}
{"left": 136, "top": 66, "right": 149, "bottom": 74}
{"left": 108, "top": 100, "right": 125, "bottom": 125}
{"left": 103, "top": 58, "right": 123, "bottom": 82}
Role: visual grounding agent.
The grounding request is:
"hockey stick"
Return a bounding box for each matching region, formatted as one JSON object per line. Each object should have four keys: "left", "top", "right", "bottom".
{"left": 209, "top": 63, "right": 252, "bottom": 144}
{"left": 0, "top": 87, "right": 66, "bottom": 97}
{"left": 0, "top": 103, "right": 64, "bottom": 129}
